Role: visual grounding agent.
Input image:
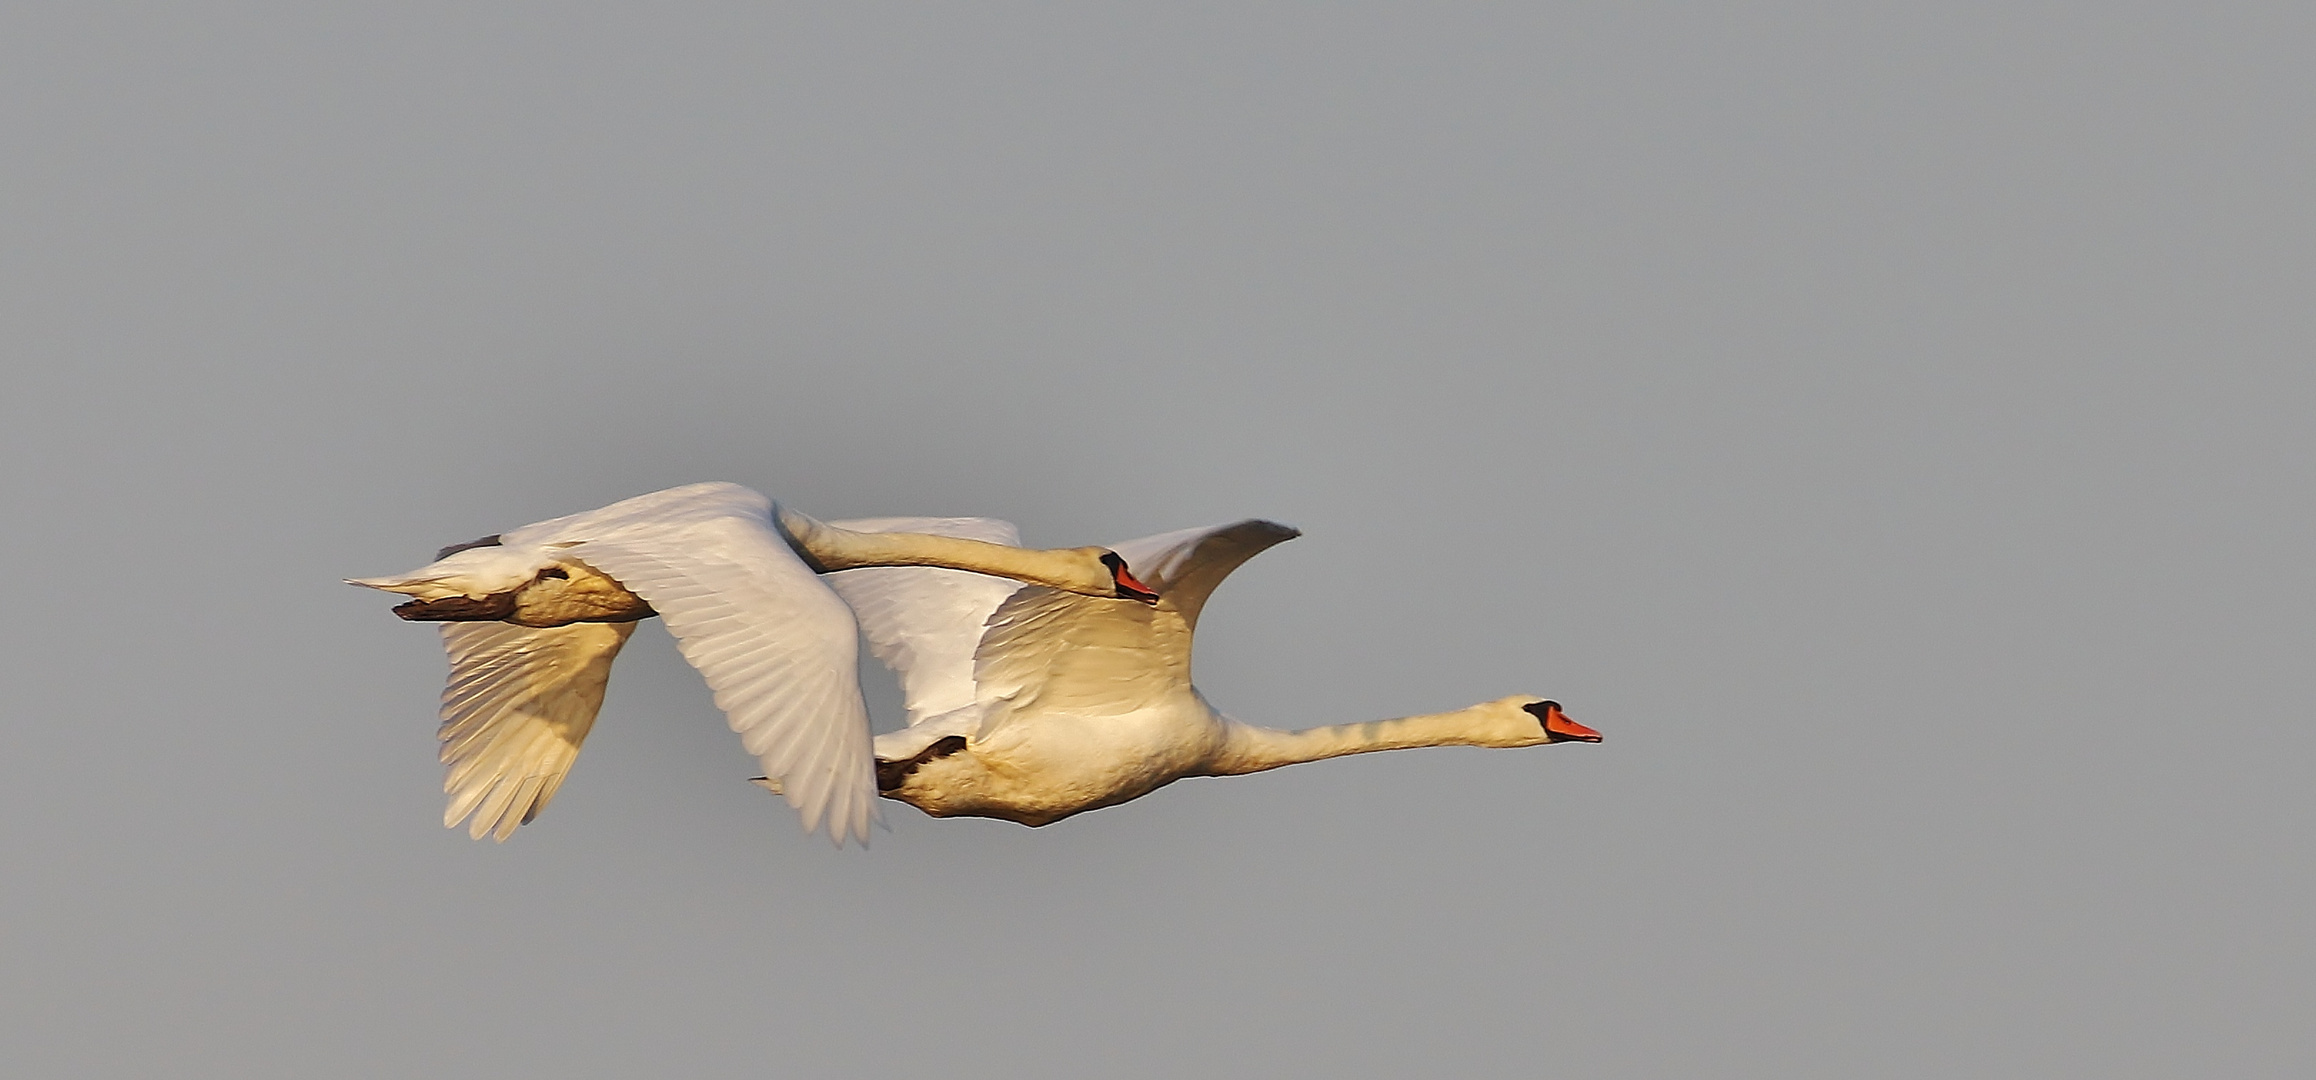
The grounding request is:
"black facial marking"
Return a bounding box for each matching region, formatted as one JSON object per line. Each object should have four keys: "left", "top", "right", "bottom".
{"left": 1520, "top": 700, "right": 1563, "bottom": 724}
{"left": 1521, "top": 700, "right": 1569, "bottom": 734}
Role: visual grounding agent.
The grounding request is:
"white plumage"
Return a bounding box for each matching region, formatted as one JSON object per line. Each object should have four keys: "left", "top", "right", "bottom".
{"left": 436, "top": 620, "right": 634, "bottom": 841}
{"left": 353, "top": 482, "right": 1600, "bottom": 846}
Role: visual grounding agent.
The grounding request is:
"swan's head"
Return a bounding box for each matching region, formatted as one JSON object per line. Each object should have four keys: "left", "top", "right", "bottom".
{"left": 1522, "top": 700, "right": 1601, "bottom": 743}
{"left": 1017, "top": 547, "right": 1157, "bottom": 602}
{"left": 1100, "top": 550, "right": 1161, "bottom": 604}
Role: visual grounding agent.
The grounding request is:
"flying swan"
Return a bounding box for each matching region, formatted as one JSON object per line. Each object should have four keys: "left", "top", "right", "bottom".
{"left": 350, "top": 482, "right": 1599, "bottom": 845}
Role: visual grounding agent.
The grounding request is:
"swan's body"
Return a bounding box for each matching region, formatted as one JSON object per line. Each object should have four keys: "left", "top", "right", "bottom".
{"left": 840, "top": 519, "right": 1598, "bottom": 826}
{"left": 351, "top": 483, "right": 1598, "bottom": 845}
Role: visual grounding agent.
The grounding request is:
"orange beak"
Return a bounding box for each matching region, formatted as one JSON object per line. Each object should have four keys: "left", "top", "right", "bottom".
{"left": 1540, "top": 702, "right": 1601, "bottom": 743}
{"left": 1108, "top": 556, "right": 1160, "bottom": 604}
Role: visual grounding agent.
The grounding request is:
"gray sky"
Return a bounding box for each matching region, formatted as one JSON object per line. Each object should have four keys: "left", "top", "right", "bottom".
{"left": 4, "top": 4, "right": 2310, "bottom": 1077}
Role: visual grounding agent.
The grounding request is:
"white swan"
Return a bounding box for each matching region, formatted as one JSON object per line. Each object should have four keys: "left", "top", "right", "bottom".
{"left": 348, "top": 482, "right": 1158, "bottom": 844}
{"left": 832, "top": 516, "right": 1598, "bottom": 828}
{"left": 352, "top": 483, "right": 1599, "bottom": 845}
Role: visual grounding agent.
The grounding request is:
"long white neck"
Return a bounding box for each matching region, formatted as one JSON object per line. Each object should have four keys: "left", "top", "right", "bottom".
{"left": 1199, "top": 696, "right": 1562, "bottom": 776}
{"left": 775, "top": 504, "right": 1116, "bottom": 596}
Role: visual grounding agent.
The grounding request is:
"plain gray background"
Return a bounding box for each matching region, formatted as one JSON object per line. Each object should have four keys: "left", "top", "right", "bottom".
{"left": 3, "top": 4, "right": 2309, "bottom": 1077}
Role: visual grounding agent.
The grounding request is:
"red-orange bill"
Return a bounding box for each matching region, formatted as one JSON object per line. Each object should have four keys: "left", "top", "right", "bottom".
{"left": 1543, "top": 703, "right": 1602, "bottom": 743}
{"left": 1112, "top": 562, "right": 1159, "bottom": 603}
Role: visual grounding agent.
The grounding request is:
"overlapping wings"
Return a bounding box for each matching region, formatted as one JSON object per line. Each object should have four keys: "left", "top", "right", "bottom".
{"left": 820, "top": 517, "right": 1024, "bottom": 726}
{"left": 412, "top": 482, "right": 1291, "bottom": 845}
{"left": 441, "top": 482, "right": 878, "bottom": 846}
{"left": 971, "top": 520, "right": 1298, "bottom": 726}
{"left": 561, "top": 513, "right": 876, "bottom": 845}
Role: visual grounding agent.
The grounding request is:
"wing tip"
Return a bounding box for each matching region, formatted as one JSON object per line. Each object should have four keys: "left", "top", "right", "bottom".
{"left": 1245, "top": 519, "right": 1301, "bottom": 541}
{"left": 754, "top": 776, "right": 879, "bottom": 849}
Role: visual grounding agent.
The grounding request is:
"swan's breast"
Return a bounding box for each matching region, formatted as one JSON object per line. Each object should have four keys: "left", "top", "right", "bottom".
{"left": 884, "top": 702, "right": 1224, "bottom": 826}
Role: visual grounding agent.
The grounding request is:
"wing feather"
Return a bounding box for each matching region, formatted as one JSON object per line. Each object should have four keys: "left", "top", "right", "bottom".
{"left": 821, "top": 517, "right": 1025, "bottom": 726}
{"left": 436, "top": 620, "right": 636, "bottom": 841}
{"left": 564, "top": 508, "right": 878, "bottom": 847}
{"left": 409, "top": 484, "right": 885, "bottom": 845}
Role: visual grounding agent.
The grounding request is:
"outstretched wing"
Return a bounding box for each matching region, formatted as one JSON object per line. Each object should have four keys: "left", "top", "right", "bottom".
{"left": 821, "top": 516, "right": 1024, "bottom": 726}
{"left": 436, "top": 620, "right": 637, "bottom": 841}
{"left": 526, "top": 483, "right": 878, "bottom": 846}
{"left": 972, "top": 520, "right": 1298, "bottom": 725}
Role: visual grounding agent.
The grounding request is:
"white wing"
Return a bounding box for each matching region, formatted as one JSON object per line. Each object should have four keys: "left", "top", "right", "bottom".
{"left": 436, "top": 621, "right": 636, "bottom": 841}
{"left": 973, "top": 520, "right": 1299, "bottom": 726}
{"left": 497, "top": 481, "right": 777, "bottom": 549}
{"left": 521, "top": 483, "right": 878, "bottom": 846}
{"left": 821, "top": 516, "right": 1023, "bottom": 726}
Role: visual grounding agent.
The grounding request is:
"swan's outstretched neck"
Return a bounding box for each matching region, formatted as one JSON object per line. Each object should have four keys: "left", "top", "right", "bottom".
{"left": 1199, "top": 697, "right": 1597, "bottom": 776}
{"left": 775, "top": 503, "right": 1124, "bottom": 597}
